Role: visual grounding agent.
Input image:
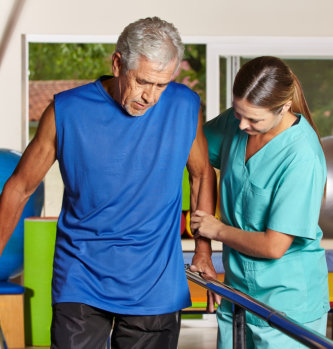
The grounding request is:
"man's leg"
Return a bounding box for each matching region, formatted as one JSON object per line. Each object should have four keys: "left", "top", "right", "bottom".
{"left": 111, "top": 311, "right": 181, "bottom": 349}
{"left": 51, "top": 302, "right": 113, "bottom": 349}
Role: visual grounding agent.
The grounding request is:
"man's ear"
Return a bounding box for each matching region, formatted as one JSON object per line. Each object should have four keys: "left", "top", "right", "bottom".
{"left": 112, "top": 52, "right": 122, "bottom": 77}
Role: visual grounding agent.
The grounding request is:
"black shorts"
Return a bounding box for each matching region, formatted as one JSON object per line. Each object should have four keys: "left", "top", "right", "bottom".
{"left": 51, "top": 303, "right": 181, "bottom": 349}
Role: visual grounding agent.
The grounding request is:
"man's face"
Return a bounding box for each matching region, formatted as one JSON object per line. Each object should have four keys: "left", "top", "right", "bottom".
{"left": 113, "top": 54, "right": 177, "bottom": 116}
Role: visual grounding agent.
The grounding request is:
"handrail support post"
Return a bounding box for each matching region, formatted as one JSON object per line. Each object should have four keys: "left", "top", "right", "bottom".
{"left": 233, "top": 304, "right": 246, "bottom": 349}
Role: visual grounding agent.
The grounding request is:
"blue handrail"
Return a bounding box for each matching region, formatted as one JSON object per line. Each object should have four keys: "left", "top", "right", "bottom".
{"left": 185, "top": 265, "right": 333, "bottom": 349}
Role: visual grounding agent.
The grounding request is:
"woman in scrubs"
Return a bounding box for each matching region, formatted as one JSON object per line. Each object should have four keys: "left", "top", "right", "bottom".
{"left": 191, "top": 56, "right": 330, "bottom": 348}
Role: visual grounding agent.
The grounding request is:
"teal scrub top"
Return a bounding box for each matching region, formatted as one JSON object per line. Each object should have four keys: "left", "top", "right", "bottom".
{"left": 204, "top": 108, "right": 330, "bottom": 326}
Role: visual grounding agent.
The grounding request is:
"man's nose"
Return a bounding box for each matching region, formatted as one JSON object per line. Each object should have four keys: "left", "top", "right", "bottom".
{"left": 142, "top": 86, "right": 156, "bottom": 104}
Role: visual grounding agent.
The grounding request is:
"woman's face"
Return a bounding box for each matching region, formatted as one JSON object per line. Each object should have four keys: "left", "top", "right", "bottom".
{"left": 233, "top": 97, "right": 283, "bottom": 136}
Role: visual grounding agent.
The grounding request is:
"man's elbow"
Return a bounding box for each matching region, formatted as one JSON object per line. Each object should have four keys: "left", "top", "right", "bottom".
{"left": 3, "top": 174, "right": 33, "bottom": 204}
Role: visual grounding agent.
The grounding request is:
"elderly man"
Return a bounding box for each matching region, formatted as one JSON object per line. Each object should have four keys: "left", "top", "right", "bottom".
{"left": 0, "top": 17, "right": 217, "bottom": 349}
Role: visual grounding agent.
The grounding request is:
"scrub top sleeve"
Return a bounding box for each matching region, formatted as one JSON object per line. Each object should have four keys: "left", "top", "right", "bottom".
{"left": 204, "top": 119, "right": 223, "bottom": 168}
{"left": 204, "top": 108, "right": 235, "bottom": 169}
{"left": 267, "top": 156, "right": 325, "bottom": 239}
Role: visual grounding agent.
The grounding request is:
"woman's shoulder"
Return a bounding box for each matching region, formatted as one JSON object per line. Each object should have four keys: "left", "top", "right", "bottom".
{"left": 204, "top": 108, "right": 238, "bottom": 137}
{"left": 293, "top": 115, "right": 323, "bottom": 152}
{"left": 285, "top": 115, "right": 326, "bottom": 169}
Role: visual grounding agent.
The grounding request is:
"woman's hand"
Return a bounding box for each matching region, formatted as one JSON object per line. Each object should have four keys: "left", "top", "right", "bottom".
{"left": 190, "top": 210, "right": 223, "bottom": 241}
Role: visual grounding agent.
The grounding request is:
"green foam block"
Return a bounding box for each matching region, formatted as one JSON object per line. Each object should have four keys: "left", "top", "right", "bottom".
{"left": 24, "top": 218, "right": 57, "bottom": 346}
{"left": 182, "top": 167, "right": 190, "bottom": 211}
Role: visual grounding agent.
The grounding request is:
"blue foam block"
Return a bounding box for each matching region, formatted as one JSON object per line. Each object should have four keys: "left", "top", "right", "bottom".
{"left": 0, "top": 281, "right": 24, "bottom": 295}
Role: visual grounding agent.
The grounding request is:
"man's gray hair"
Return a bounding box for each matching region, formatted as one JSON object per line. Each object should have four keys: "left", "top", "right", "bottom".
{"left": 116, "top": 17, "right": 184, "bottom": 72}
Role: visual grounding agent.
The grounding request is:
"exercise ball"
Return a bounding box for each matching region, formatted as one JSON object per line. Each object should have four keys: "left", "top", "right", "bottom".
{"left": 0, "top": 149, "right": 44, "bottom": 280}
{"left": 319, "top": 136, "right": 333, "bottom": 239}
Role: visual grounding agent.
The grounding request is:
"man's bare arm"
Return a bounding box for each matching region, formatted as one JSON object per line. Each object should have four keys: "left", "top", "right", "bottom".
{"left": 187, "top": 109, "right": 216, "bottom": 254}
{"left": 0, "top": 102, "right": 57, "bottom": 254}
{"left": 186, "top": 108, "right": 219, "bottom": 311}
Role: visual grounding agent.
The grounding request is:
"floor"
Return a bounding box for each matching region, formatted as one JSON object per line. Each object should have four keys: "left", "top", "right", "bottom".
{"left": 178, "top": 315, "right": 218, "bottom": 349}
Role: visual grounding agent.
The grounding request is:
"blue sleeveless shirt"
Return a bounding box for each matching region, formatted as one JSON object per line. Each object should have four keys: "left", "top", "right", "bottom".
{"left": 53, "top": 77, "right": 199, "bottom": 314}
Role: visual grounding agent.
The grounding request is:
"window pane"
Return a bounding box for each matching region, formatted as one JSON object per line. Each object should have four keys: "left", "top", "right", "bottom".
{"left": 174, "top": 44, "right": 207, "bottom": 120}
{"left": 219, "top": 57, "right": 227, "bottom": 113}
{"left": 29, "top": 43, "right": 116, "bottom": 80}
{"left": 284, "top": 59, "right": 333, "bottom": 137}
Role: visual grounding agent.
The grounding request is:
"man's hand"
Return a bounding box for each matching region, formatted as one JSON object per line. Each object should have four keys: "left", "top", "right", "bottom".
{"left": 191, "top": 251, "right": 221, "bottom": 313}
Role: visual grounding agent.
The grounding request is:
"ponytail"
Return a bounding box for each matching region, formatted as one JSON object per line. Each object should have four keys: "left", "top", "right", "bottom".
{"left": 291, "top": 73, "right": 326, "bottom": 196}
{"left": 291, "top": 73, "right": 323, "bottom": 145}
